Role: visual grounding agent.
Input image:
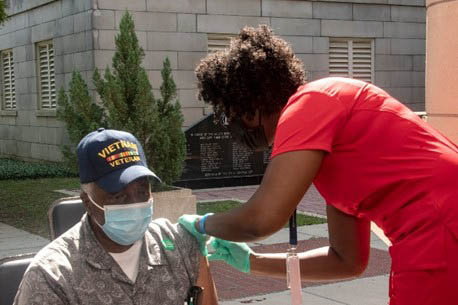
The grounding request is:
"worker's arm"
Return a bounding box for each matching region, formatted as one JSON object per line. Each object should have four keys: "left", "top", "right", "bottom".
{"left": 249, "top": 205, "right": 371, "bottom": 281}
{"left": 195, "top": 256, "right": 218, "bottom": 305}
{"left": 203, "top": 150, "right": 325, "bottom": 241}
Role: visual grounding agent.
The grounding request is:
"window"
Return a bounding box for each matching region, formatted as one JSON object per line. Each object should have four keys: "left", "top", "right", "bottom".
{"left": 1, "top": 49, "right": 16, "bottom": 110}
{"left": 329, "top": 39, "right": 374, "bottom": 83}
{"left": 36, "top": 41, "right": 56, "bottom": 109}
{"left": 207, "top": 34, "right": 235, "bottom": 53}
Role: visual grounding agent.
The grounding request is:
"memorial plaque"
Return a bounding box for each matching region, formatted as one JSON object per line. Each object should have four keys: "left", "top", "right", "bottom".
{"left": 176, "top": 114, "right": 271, "bottom": 188}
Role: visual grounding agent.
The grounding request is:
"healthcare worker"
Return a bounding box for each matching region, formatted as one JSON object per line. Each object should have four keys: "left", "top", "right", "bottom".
{"left": 179, "top": 25, "right": 458, "bottom": 305}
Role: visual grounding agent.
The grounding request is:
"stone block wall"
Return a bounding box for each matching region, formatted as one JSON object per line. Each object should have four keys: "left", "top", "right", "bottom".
{"left": 93, "top": 0, "right": 425, "bottom": 130}
{"left": 0, "top": 0, "right": 93, "bottom": 161}
{"left": 0, "top": 0, "right": 426, "bottom": 161}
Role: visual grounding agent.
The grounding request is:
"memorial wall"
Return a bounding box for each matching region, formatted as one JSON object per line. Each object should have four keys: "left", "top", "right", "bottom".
{"left": 177, "top": 115, "right": 271, "bottom": 188}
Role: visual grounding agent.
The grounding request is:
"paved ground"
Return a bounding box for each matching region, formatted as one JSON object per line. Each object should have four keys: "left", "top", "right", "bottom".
{"left": 0, "top": 222, "right": 49, "bottom": 259}
{"left": 1, "top": 185, "right": 391, "bottom": 304}
{"left": 194, "top": 184, "right": 326, "bottom": 217}
{"left": 213, "top": 236, "right": 390, "bottom": 299}
{"left": 211, "top": 224, "right": 389, "bottom": 304}
{"left": 221, "top": 275, "right": 389, "bottom": 305}
{"left": 196, "top": 185, "right": 390, "bottom": 304}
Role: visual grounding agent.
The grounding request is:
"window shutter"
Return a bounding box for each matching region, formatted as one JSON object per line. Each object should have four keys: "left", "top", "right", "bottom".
{"left": 2, "top": 50, "right": 16, "bottom": 110}
{"left": 329, "top": 39, "right": 374, "bottom": 83}
{"left": 352, "top": 40, "right": 373, "bottom": 83}
{"left": 329, "top": 40, "right": 350, "bottom": 78}
{"left": 38, "top": 42, "right": 56, "bottom": 109}
{"left": 207, "top": 34, "right": 234, "bottom": 53}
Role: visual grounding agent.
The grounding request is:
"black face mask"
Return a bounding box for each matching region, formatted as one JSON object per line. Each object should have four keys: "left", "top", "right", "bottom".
{"left": 226, "top": 116, "right": 269, "bottom": 151}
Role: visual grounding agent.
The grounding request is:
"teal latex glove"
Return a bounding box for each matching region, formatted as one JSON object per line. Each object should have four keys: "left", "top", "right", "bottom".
{"left": 208, "top": 238, "right": 253, "bottom": 273}
{"left": 178, "top": 214, "right": 210, "bottom": 256}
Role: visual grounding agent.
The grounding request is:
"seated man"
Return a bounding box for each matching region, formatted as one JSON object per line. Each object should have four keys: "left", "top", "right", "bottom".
{"left": 13, "top": 129, "right": 218, "bottom": 305}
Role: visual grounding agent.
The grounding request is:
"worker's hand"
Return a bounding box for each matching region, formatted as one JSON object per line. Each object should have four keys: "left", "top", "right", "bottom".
{"left": 208, "top": 238, "right": 253, "bottom": 273}
{"left": 178, "top": 214, "right": 210, "bottom": 256}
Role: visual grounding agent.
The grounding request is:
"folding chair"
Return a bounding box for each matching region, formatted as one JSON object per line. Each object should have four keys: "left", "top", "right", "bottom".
{"left": 48, "top": 196, "right": 86, "bottom": 240}
{"left": 0, "top": 254, "right": 35, "bottom": 305}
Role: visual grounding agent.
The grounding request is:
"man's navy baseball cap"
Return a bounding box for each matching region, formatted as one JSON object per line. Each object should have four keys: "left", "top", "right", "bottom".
{"left": 77, "top": 128, "right": 160, "bottom": 193}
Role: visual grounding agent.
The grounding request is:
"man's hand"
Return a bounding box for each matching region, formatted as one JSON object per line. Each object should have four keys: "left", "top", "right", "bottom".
{"left": 179, "top": 214, "right": 210, "bottom": 256}
{"left": 208, "top": 238, "right": 253, "bottom": 273}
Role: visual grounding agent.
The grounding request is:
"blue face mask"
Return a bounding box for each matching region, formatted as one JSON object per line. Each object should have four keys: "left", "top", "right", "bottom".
{"left": 89, "top": 196, "right": 153, "bottom": 246}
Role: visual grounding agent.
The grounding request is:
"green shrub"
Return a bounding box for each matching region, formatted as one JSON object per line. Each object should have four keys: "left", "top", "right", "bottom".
{"left": 0, "top": 0, "right": 8, "bottom": 25}
{"left": 92, "top": 11, "right": 160, "bottom": 174}
{"left": 0, "top": 158, "right": 77, "bottom": 180}
{"left": 57, "top": 12, "right": 186, "bottom": 185}
{"left": 56, "top": 71, "right": 107, "bottom": 173}
{"left": 146, "top": 58, "right": 185, "bottom": 185}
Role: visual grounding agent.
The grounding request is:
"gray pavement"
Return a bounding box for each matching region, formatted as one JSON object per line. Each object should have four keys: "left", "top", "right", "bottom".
{"left": 0, "top": 223, "right": 49, "bottom": 260}
{"left": 220, "top": 225, "right": 389, "bottom": 305}
{"left": 221, "top": 275, "right": 389, "bottom": 305}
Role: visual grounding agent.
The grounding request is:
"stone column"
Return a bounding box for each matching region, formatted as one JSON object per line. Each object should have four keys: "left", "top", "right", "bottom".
{"left": 426, "top": 0, "right": 458, "bottom": 142}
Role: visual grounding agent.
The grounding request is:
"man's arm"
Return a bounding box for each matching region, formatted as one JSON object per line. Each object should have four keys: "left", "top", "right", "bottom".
{"left": 174, "top": 220, "right": 218, "bottom": 304}
{"left": 13, "top": 266, "right": 66, "bottom": 305}
{"left": 195, "top": 256, "right": 218, "bottom": 305}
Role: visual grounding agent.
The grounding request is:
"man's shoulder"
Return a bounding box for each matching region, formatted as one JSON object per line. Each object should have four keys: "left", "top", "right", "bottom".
{"left": 31, "top": 221, "right": 86, "bottom": 272}
{"left": 149, "top": 217, "right": 175, "bottom": 229}
{"left": 148, "top": 218, "right": 188, "bottom": 240}
{"left": 145, "top": 218, "right": 201, "bottom": 281}
{"left": 147, "top": 218, "right": 197, "bottom": 251}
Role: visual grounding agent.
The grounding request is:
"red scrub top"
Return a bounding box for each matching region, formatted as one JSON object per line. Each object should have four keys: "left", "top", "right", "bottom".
{"left": 271, "top": 77, "right": 458, "bottom": 272}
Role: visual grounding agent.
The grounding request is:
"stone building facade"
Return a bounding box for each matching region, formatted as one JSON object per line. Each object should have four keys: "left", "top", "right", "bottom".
{"left": 0, "top": 0, "right": 426, "bottom": 161}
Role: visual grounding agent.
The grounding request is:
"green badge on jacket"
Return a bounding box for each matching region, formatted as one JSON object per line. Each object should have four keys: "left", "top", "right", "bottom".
{"left": 162, "top": 239, "right": 175, "bottom": 251}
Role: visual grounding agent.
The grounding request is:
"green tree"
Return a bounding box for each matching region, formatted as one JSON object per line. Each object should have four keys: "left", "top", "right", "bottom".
{"left": 93, "top": 11, "right": 159, "bottom": 150}
{"left": 56, "top": 71, "right": 106, "bottom": 172}
{"left": 92, "top": 11, "right": 186, "bottom": 185}
{"left": 0, "top": 0, "right": 8, "bottom": 25}
{"left": 151, "top": 57, "right": 186, "bottom": 184}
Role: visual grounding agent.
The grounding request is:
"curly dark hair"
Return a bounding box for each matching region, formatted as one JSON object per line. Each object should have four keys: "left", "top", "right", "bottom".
{"left": 195, "top": 25, "right": 306, "bottom": 122}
